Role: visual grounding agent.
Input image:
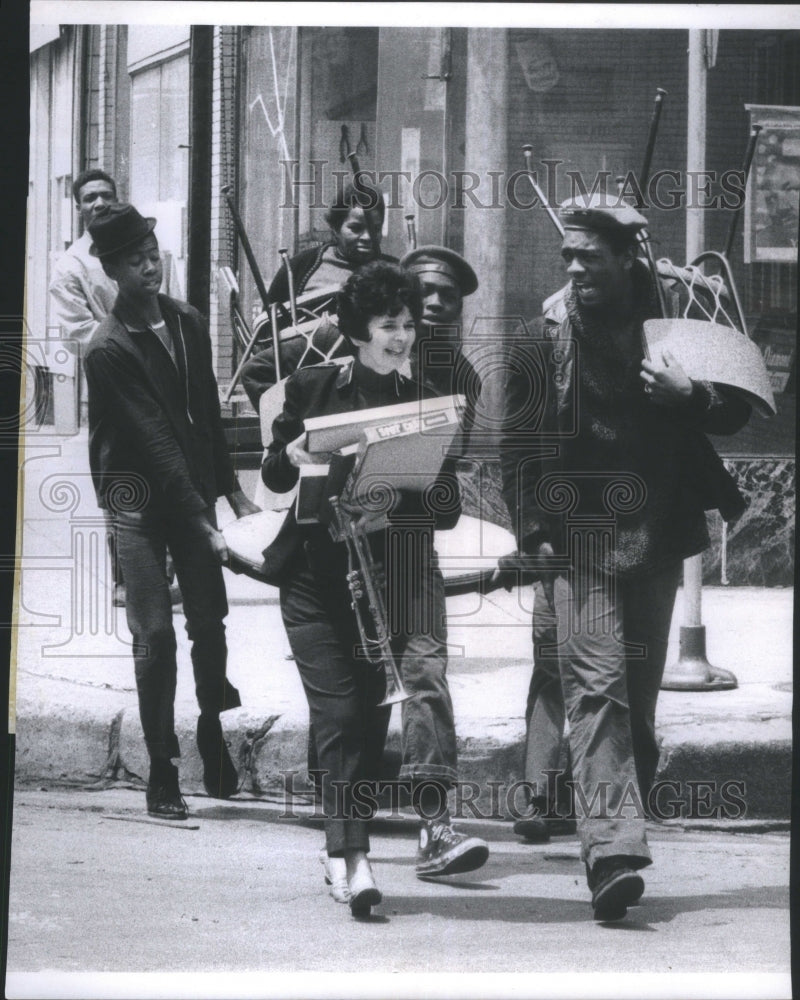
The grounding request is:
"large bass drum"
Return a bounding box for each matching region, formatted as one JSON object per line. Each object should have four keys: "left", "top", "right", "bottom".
{"left": 223, "top": 509, "right": 515, "bottom": 595}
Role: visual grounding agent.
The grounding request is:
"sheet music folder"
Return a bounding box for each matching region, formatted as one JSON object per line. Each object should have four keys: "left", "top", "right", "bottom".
{"left": 296, "top": 394, "right": 464, "bottom": 528}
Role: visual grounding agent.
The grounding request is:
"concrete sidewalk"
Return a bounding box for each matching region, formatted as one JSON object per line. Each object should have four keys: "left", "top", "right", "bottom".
{"left": 11, "top": 428, "right": 794, "bottom": 818}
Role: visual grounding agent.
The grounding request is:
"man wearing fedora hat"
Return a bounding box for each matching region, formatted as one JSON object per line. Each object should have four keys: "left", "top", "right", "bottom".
{"left": 84, "top": 204, "right": 259, "bottom": 819}
{"left": 499, "top": 193, "right": 750, "bottom": 919}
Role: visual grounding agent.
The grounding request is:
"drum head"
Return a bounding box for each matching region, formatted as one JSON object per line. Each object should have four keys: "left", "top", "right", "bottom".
{"left": 435, "top": 516, "right": 516, "bottom": 595}
{"left": 294, "top": 284, "right": 340, "bottom": 317}
{"left": 224, "top": 510, "right": 516, "bottom": 594}
{"left": 223, "top": 509, "right": 287, "bottom": 583}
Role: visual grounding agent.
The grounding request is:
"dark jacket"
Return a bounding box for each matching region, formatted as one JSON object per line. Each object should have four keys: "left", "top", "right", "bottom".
{"left": 84, "top": 293, "right": 236, "bottom": 516}
{"left": 267, "top": 244, "right": 396, "bottom": 304}
{"left": 259, "top": 359, "right": 462, "bottom": 582}
{"left": 241, "top": 322, "right": 482, "bottom": 462}
{"left": 499, "top": 264, "right": 751, "bottom": 577}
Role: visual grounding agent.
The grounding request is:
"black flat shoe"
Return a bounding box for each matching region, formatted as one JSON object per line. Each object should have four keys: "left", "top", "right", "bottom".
{"left": 146, "top": 760, "right": 188, "bottom": 820}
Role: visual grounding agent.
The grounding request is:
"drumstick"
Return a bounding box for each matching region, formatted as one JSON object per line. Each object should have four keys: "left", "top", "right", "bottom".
{"left": 278, "top": 248, "right": 300, "bottom": 330}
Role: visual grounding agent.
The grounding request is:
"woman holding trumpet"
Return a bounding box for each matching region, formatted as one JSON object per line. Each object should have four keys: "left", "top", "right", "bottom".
{"left": 261, "top": 261, "right": 483, "bottom": 917}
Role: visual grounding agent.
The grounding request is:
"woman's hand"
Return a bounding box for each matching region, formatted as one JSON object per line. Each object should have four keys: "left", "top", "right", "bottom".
{"left": 640, "top": 349, "right": 693, "bottom": 406}
{"left": 286, "top": 431, "right": 315, "bottom": 468}
{"left": 337, "top": 496, "right": 387, "bottom": 533}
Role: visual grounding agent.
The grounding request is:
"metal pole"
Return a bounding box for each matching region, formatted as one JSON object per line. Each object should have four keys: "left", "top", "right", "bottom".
{"left": 661, "top": 30, "right": 736, "bottom": 692}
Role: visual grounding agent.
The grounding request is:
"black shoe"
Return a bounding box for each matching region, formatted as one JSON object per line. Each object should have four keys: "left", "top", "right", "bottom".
{"left": 197, "top": 715, "right": 239, "bottom": 799}
{"left": 146, "top": 760, "right": 188, "bottom": 820}
{"left": 415, "top": 821, "right": 489, "bottom": 877}
{"left": 513, "top": 805, "right": 578, "bottom": 842}
{"left": 590, "top": 858, "right": 645, "bottom": 921}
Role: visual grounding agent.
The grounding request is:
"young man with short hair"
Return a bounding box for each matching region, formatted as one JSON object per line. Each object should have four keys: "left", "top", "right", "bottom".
{"left": 84, "top": 203, "right": 259, "bottom": 819}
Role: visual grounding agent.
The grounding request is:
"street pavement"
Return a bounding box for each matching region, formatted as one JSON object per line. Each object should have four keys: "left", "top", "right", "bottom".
{"left": 3, "top": 787, "right": 791, "bottom": 998}
{"left": 11, "top": 428, "right": 794, "bottom": 819}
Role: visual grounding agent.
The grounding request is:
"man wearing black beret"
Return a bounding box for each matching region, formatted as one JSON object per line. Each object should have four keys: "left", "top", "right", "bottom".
{"left": 84, "top": 204, "right": 259, "bottom": 819}
{"left": 400, "top": 245, "right": 483, "bottom": 454}
{"left": 499, "top": 193, "right": 751, "bottom": 920}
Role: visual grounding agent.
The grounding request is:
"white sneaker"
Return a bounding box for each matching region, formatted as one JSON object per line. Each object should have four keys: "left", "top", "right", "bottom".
{"left": 318, "top": 849, "right": 349, "bottom": 903}
{"left": 345, "top": 851, "right": 382, "bottom": 916}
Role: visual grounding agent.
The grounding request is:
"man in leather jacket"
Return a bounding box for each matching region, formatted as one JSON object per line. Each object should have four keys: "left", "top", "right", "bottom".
{"left": 499, "top": 194, "right": 751, "bottom": 920}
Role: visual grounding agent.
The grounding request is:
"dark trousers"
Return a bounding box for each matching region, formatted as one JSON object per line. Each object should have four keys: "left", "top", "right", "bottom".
{"left": 552, "top": 561, "right": 681, "bottom": 870}
{"left": 304, "top": 527, "right": 458, "bottom": 805}
{"left": 523, "top": 583, "right": 572, "bottom": 811}
{"left": 113, "top": 506, "right": 240, "bottom": 760}
{"left": 281, "top": 543, "right": 391, "bottom": 855}
{"left": 386, "top": 529, "right": 457, "bottom": 790}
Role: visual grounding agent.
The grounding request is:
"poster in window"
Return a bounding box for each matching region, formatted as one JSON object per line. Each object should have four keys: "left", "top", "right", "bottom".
{"left": 744, "top": 104, "right": 800, "bottom": 263}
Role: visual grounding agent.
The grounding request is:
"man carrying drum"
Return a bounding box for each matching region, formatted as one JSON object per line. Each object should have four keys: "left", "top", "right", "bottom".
{"left": 84, "top": 204, "right": 259, "bottom": 820}
{"left": 499, "top": 193, "right": 750, "bottom": 920}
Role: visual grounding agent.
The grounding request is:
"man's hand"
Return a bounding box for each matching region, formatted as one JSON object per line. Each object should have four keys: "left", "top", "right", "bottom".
{"left": 227, "top": 488, "right": 261, "bottom": 520}
{"left": 286, "top": 431, "right": 315, "bottom": 468}
{"left": 490, "top": 542, "right": 557, "bottom": 595}
{"left": 189, "top": 512, "right": 229, "bottom": 564}
{"left": 536, "top": 543, "right": 556, "bottom": 612}
{"left": 640, "top": 349, "right": 693, "bottom": 406}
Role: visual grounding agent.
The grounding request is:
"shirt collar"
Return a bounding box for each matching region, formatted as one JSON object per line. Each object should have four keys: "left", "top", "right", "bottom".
{"left": 113, "top": 293, "right": 169, "bottom": 334}
{"left": 335, "top": 358, "right": 355, "bottom": 388}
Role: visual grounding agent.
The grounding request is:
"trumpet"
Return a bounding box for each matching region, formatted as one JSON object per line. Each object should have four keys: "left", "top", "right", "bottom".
{"left": 330, "top": 498, "right": 411, "bottom": 707}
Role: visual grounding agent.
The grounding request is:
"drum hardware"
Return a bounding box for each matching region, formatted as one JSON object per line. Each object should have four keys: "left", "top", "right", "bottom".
{"left": 340, "top": 124, "right": 352, "bottom": 164}
{"left": 521, "top": 145, "right": 565, "bottom": 237}
{"left": 221, "top": 184, "right": 271, "bottom": 313}
{"left": 221, "top": 183, "right": 273, "bottom": 402}
{"left": 278, "top": 247, "right": 300, "bottom": 330}
{"left": 405, "top": 214, "right": 418, "bottom": 251}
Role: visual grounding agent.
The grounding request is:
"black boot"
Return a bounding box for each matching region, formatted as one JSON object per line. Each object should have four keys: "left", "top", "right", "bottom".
{"left": 197, "top": 714, "right": 239, "bottom": 799}
{"left": 588, "top": 857, "right": 645, "bottom": 921}
{"left": 146, "top": 759, "right": 188, "bottom": 820}
{"left": 513, "top": 799, "right": 577, "bottom": 842}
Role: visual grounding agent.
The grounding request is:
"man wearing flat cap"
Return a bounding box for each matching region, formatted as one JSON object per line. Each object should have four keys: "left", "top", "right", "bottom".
{"left": 499, "top": 193, "right": 750, "bottom": 920}
{"left": 400, "top": 245, "right": 482, "bottom": 453}
{"left": 83, "top": 204, "right": 259, "bottom": 820}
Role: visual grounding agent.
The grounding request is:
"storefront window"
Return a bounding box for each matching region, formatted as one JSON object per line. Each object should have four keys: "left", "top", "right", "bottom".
{"left": 129, "top": 52, "right": 189, "bottom": 296}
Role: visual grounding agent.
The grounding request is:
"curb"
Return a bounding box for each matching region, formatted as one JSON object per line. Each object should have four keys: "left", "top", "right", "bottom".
{"left": 14, "top": 705, "right": 793, "bottom": 820}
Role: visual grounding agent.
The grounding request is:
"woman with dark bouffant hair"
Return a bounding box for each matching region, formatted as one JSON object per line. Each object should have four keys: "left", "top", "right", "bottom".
{"left": 260, "top": 260, "right": 461, "bottom": 917}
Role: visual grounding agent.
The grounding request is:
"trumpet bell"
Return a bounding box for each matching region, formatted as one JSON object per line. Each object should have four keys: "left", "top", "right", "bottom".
{"left": 378, "top": 681, "right": 412, "bottom": 707}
